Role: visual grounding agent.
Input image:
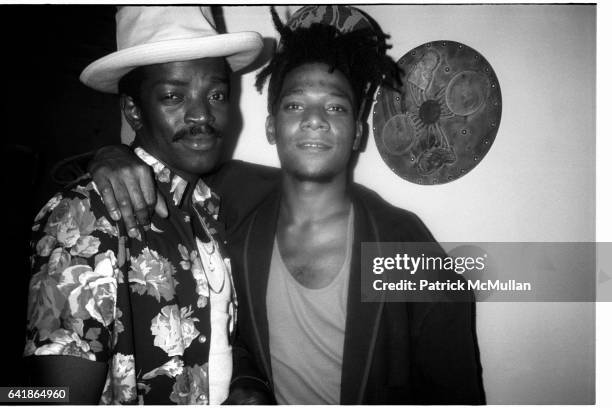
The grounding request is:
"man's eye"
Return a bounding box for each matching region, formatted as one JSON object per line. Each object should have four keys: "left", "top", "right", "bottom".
{"left": 162, "top": 93, "right": 181, "bottom": 102}
{"left": 327, "top": 105, "right": 348, "bottom": 113}
{"left": 284, "top": 103, "right": 302, "bottom": 111}
{"left": 209, "top": 91, "right": 226, "bottom": 102}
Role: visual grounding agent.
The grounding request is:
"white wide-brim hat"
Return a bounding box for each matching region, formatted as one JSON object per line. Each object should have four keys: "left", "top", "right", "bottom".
{"left": 80, "top": 6, "right": 263, "bottom": 94}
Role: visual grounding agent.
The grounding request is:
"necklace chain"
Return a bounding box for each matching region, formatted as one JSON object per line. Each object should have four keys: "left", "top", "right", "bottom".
{"left": 193, "top": 205, "right": 225, "bottom": 295}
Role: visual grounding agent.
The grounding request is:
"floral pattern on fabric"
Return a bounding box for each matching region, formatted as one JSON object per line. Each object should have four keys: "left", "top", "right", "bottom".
{"left": 179, "top": 244, "right": 209, "bottom": 308}
{"left": 151, "top": 305, "right": 200, "bottom": 356}
{"left": 99, "top": 352, "right": 137, "bottom": 404}
{"left": 33, "top": 328, "right": 96, "bottom": 360}
{"left": 170, "top": 363, "right": 209, "bottom": 405}
{"left": 25, "top": 147, "right": 234, "bottom": 404}
{"left": 129, "top": 248, "right": 177, "bottom": 302}
{"left": 143, "top": 356, "right": 185, "bottom": 380}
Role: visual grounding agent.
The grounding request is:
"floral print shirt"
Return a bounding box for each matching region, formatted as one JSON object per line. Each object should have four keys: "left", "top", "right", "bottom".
{"left": 24, "top": 147, "right": 237, "bottom": 404}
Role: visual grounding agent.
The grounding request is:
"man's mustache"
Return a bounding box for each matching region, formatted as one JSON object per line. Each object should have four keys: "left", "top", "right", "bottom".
{"left": 172, "top": 124, "right": 218, "bottom": 142}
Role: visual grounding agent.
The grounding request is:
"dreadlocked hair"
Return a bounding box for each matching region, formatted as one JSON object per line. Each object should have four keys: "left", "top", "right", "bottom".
{"left": 255, "top": 7, "right": 402, "bottom": 122}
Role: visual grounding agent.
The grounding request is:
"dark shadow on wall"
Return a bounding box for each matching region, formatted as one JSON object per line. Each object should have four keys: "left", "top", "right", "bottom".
{"left": 0, "top": 5, "right": 120, "bottom": 387}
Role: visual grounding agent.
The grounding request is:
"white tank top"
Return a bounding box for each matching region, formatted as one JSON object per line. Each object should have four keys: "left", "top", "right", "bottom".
{"left": 195, "top": 237, "right": 235, "bottom": 405}
{"left": 266, "top": 206, "right": 354, "bottom": 404}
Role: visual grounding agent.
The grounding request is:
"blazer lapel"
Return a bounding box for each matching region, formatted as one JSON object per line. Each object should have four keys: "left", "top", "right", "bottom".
{"left": 242, "top": 190, "right": 281, "bottom": 385}
{"left": 340, "top": 193, "right": 386, "bottom": 404}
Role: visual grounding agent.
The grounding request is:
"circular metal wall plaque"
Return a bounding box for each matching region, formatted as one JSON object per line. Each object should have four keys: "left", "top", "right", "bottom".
{"left": 373, "top": 40, "right": 502, "bottom": 185}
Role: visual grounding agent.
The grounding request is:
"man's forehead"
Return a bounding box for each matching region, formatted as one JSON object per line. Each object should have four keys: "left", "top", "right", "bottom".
{"left": 281, "top": 64, "right": 353, "bottom": 99}
{"left": 282, "top": 83, "right": 351, "bottom": 98}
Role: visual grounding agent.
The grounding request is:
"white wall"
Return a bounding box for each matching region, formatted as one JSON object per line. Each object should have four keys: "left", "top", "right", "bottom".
{"left": 227, "top": 4, "right": 595, "bottom": 243}
{"left": 122, "top": 4, "right": 597, "bottom": 403}
{"left": 224, "top": 5, "right": 596, "bottom": 404}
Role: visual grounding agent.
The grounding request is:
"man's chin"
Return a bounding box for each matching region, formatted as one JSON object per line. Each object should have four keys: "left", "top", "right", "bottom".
{"left": 291, "top": 170, "right": 336, "bottom": 183}
{"left": 184, "top": 159, "right": 220, "bottom": 177}
{"left": 170, "top": 149, "right": 222, "bottom": 178}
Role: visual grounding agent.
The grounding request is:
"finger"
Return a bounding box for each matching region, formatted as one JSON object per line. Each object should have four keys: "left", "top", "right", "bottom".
{"left": 94, "top": 174, "right": 121, "bottom": 221}
{"left": 137, "top": 165, "right": 158, "bottom": 214}
{"left": 111, "top": 179, "right": 140, "bottom": 238}
{"left": 154, "top": 190, "right": 169, "bottom": 219}
{"left": 122, "top": 170, "right": 151, "bottom": 229}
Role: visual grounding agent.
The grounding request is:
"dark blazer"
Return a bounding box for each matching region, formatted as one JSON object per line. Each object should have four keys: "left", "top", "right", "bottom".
{"left": 211, "top": 161, "right": 485, "bottom": 405}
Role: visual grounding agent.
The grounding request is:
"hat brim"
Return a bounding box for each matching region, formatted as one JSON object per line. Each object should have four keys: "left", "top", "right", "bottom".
{"left": 80, "top": 31, "right": 263, "bottom": 93}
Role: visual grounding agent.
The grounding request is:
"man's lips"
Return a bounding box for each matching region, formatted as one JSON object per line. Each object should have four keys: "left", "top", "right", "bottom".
{"left": 296, "top": 140, "right": 332, "bottom": 151}
{"left": 177, "top": 133, "right": 218, "bottom": 151}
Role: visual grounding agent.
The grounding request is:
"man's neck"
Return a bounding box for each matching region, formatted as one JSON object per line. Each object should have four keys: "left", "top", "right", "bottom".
{"left": 279, "top": 172, "right": 351, "bottom": 225}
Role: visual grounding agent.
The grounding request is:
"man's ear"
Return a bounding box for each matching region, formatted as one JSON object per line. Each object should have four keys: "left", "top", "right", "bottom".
{"left": 120, "top": 95, "right": 143, "bottom": 131}
{"left": 265, "top": 115, "right": 276, "bottom": 145}
{"left": 352, "top": 120, "right": 364, "bottom": 151}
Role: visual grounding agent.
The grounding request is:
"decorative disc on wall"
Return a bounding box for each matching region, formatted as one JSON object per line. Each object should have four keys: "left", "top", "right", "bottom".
{"left": 372, "top": 40, "right": 502, "bottom": 185}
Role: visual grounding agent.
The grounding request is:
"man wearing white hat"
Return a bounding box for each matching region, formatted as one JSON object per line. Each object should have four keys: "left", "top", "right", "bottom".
{"left": 24, "top": 6, "right": 268, "bottom": 404}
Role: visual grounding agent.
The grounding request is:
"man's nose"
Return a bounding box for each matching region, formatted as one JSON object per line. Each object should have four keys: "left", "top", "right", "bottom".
{"left": 301, "top": 107, "right": 329, "bottom": 131}
{"left": 185, "top": 100, "right": 214, "bottom": 125}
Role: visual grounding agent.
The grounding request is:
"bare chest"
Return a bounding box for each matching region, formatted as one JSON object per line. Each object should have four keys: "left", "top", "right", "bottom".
{"left": 278, "top": 218, "right": 350, "bottom": 289}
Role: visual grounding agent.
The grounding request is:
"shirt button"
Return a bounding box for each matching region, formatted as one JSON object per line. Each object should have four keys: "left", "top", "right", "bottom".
{"left": 198, "top": 335, "right": 207, "bottom": 343}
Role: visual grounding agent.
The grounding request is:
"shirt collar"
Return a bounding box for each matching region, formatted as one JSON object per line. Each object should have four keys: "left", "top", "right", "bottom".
{"left": 134, "top": 147, "right": 220, "bottom": 220}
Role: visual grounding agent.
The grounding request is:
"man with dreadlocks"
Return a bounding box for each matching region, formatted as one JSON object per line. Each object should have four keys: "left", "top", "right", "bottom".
{"left": 87, "top": 6, "right": 485, "bottom": 404}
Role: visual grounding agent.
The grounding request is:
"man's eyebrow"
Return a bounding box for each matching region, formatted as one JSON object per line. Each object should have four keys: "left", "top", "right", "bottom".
{"left": 209, "top": 76, "right": 229, "bottom": 84}
{"left": 329, "top": 90, "right": 352, "bottom": 100}
{"left": 151, "top": 79, "right": 189, "bottom": 88}
{"left": 280, "top": 88, "right": 304, "bottom": 98}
